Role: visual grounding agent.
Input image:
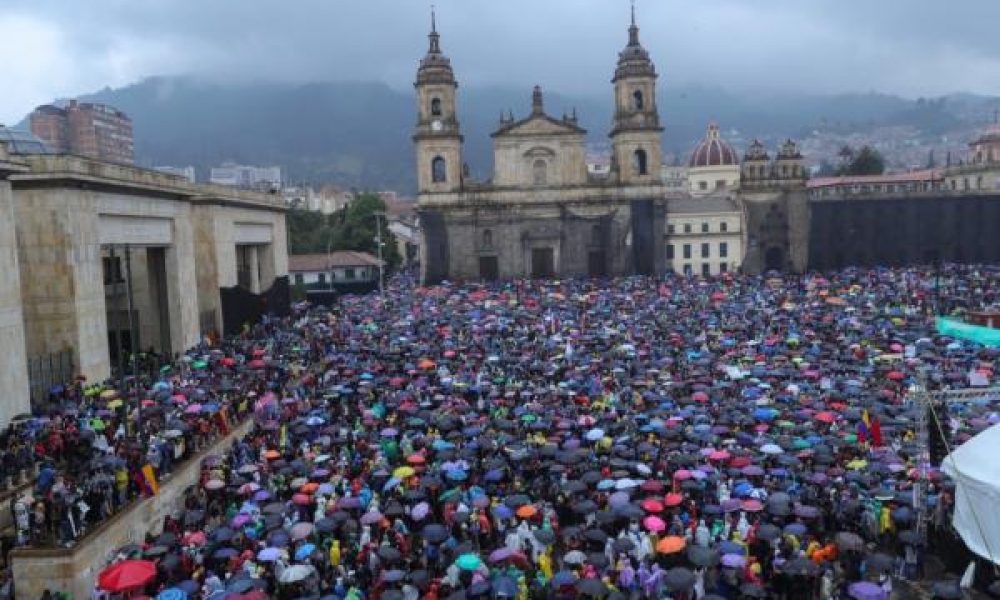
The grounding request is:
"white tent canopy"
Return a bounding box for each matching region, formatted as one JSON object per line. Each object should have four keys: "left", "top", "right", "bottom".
{"left": 941, "top": 422, "right": 1000, "bottom": 565}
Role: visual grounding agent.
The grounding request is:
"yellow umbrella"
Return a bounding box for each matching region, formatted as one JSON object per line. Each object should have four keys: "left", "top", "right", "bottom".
{"left": 100, "top": 389, "right": 118, "bottom": 399}
{"left": 393, "top": 466, "right": 415, "bottom": 479}
{"left": 847, "top": 459, "right": 868, "bottom": 470}
{"left": 106, "top": 399, "right": 123, "bottom": 410}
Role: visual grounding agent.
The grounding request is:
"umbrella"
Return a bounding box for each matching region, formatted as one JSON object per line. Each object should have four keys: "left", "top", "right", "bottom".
{"left": 847, "top": 581, "right": 885, "bottom": 600}
{"left": 865, "top": 552, "right": 895, "bottom": 573}
{"left": 422, "top": 523, "right": 449, "bottom": 543}
{"left": 576, "top": 578, "right": 608, "bottom": 598}
{"left": 156, "top": 589, "right": 186, "bottom": 600}
{"left": 278, "top": 564, "right": 316, "bottom": 584}
{"left": 563, "top": 550, "right": 587, "bottom": 565}
{"left": 687, "top": 545, "right": 718, "bottom": 567}
{"left": 663, "top": 567, "right": 696, "bottom": 591}
{"left": 455, "top": 553, "right": 483, "bottom": 571}
{"left": 98, "top": 560, "right": 157, "bottom": 592}
{"left": 655, "top": 536, "right": 686, "bottom": 554}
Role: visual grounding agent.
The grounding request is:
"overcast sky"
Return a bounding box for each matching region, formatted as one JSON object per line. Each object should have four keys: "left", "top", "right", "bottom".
{"left": 3, "top": 0, "right": 1000, "bottom": 124}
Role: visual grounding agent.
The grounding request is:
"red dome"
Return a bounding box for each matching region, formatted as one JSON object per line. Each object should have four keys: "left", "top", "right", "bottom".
{"left": 689, "top": 123, "right": 739, "bottom": 168}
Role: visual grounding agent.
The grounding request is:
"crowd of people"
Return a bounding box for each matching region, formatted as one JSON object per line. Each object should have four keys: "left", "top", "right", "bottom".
{"left": 13, "top": 265, "right": 1000, "bottom": 600}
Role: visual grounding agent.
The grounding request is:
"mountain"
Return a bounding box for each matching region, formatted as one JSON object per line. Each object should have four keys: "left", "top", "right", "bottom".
{"left": 24, "top": 77, "right": 998, "bottom": 193}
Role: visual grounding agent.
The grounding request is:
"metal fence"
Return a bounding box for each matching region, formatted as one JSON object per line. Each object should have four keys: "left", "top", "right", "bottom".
{"left": 27, "top": 349, "right": 75, "bottom": 409}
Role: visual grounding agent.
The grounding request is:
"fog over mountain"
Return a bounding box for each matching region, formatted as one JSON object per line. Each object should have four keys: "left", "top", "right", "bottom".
{"left": 22, "top": 76, "right": 997, "bottom": 193}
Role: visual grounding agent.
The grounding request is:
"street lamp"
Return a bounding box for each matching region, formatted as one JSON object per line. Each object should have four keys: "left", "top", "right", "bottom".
{"left": 373, "top": 211, "right": 386, "bottom": 296}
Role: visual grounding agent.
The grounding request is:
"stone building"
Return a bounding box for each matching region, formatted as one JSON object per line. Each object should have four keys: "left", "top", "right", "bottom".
{"left": 415, "top": 10, "right": 808, "bottom": 283}
{"left": 30, "top": 100, "right": 135, "bottom": 164}
{"left": 0, "top": 130, "right": 289, "bottom": 426}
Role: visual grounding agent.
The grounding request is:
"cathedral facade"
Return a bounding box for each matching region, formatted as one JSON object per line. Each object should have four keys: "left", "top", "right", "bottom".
{"left": 415, "top": 12, "right": 810, "bottom": 283}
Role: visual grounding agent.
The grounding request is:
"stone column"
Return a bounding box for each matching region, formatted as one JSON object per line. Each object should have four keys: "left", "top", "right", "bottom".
{"left": 258, "top": 243, "right": 276, "bottom": 291}
{"left": 163, "top": 212, "right": 201, "bottom": 356}
{"left": 0, "top": 146, "right": 30, "bottom": 425}
{"left": 248, "top": 245, "right": 261, "bottom": 293}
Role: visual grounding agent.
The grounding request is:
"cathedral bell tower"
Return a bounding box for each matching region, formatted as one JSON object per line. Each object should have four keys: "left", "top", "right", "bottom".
{"left": 413, "top": 10, "right": 463, "bottom": 193}
{"left": 610, "top": 3, "right": 663, "bottom": 185}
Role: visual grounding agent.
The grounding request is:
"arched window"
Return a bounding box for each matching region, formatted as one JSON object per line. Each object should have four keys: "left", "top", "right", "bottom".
{"left": 431, "top": 156, "right": 446, "bottom": 183}
{"left": 430, "top": 97, "right": 442, "bottom": 116}
{"left": 633, "top": 90, "right": 644, "bottom": 110}
{"left": 482, "top": 229, "right": 493, "bottom": 249}
{"left": 633, "top": 149, "right": 648, "bottom": 176}
{"left": 533, "top": 159, "right": 547, "bottom": 185}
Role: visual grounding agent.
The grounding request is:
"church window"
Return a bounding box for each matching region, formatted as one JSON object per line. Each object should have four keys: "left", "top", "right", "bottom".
{"left": 633, "top": 149, "right": 648, "bottom": 176}
{"left": 431, "top": 156, "right": 447, "bottom": 183}
{"left": 701, "top": 222, "right": 709, "bottom": 233}
{"left": 633, "top": 90, "right": 644, "bottom": 110}
{"left": 698, "top": 181, "right": 708, "bottom": 191}
{"left": 431, "top": 97, "right": 442, "bottom": 116}
{"left": 532, "top": 159, "right": 547, "bottom": 185}
{"left": 591, "top": 224, "right": 601, "bottom": 245}
{"left": 720, "top": 221, "right": 728, "bottom": 233}
{"left": 482, "top": 229, "right": 493, "bottom": 249}
{"left": 684, "top": 223, "right": 692, "bottom": 233}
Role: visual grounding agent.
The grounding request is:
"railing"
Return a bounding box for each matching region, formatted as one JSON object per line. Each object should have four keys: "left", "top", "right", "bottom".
{"left": 26, "top": 350, "right": 74, "bottom": 409}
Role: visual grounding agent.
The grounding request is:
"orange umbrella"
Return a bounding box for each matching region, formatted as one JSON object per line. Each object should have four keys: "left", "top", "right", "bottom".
{"left": 418, "top": 359, "right": 437, "bottom": 370}
{"left": 516, "top": 505, "right": 537, "bottom": 519}
{"left": 656, "top": 536, "right": 686, "bottom": 554}
{"left": 264, "top": 450, "right": 280, "bottom": 460}
{"left": 407, "top": 454, "right": 426, "bottom": 465}
{"left": 300, "top": 482, "right": 320, "bottom": 494}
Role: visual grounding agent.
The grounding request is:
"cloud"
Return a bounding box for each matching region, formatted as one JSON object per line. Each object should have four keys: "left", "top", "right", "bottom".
{"left": 3, "top": 0, "right": 1000, "bottom": 123}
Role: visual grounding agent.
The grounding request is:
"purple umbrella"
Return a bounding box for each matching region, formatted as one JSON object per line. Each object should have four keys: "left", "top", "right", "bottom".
{"left": 489, "top": 548, "right": 512, "bottom": 563}
{"left": 794, "top": 505, "right": 820, "bottom": 519}
{"left": 721, "top": 499, "right": 742, "bottom": 512}
{"left": 721, "top": 554, "right": 746, "bottom": 568}
{"left": 742, "top": 465, "right": 765, "bottom": 476}
{"left": 411, "top": 502, "right": 430, "bottom": 520}
{"left": 847, "top": 581, "right": 886, "bottom": 600}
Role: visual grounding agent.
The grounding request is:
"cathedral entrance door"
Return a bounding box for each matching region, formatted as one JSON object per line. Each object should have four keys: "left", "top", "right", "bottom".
{"left": 479, "top": 256, "right": 498, "bottom": 281}
{"left": 765, "top": 247, "right": 785, "bottom": 272}
{"left": 531, "top": 248, "right": 555, "bottom": 279}
{"left": 588, "top": 250, "right": 606, "bottom": 277}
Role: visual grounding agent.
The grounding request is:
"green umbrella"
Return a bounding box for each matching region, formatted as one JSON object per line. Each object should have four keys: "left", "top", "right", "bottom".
{"left": 91, "top": 418, "right": 106, "bottom": 431}
{"left": 521, "top": 414, "right": 537, "bottom": 423}
{"left": 456, "top": 553, "right": 482, "bottom": 571}
{"left": 160, "top": 365, "right": 172, "bottom": 373}
{"left": 192, "top": 360, "right": 208, "bottom": 370}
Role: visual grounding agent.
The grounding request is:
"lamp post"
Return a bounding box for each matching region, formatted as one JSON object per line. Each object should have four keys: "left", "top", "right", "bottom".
{"left": 374, "top": 211, "right": 386, "bottom": 297}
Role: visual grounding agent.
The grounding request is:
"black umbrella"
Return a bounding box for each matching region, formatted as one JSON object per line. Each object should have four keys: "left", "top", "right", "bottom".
{"left": 576, "top": 578, "right": 608, "bottom": 598}
{"left": 865, "top": 552, "right": 895, "bottom": 573}
{"left": 686, "top": 545, "right": 718, "bottom": 567}
{"left": 533, "top": 529, "right": 556, "bottom": 545}
{"left": 663, "top": 567, "right": 696, "bottom": 591}
{"left": 378, "top": 546, "right": 402, "bottom": 562}
{"left": 421, "top": 523, "right": 449, "bottom": 543}
{"left": 612, "top": 538, "right": 634, "bottom": 554}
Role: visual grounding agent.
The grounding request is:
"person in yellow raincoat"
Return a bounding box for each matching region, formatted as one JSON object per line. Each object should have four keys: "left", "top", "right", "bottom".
{"left": 879, "top": 505, "right": 895, "bottom": 535}
{"left": 538, "top": 547, "right": 553, "bottom": 581}
{"left": 329, "top": 539, "right": 341, "bottom": 568}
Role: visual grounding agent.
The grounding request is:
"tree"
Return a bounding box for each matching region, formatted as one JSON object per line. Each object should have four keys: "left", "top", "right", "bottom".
{"left": 286, "top": 192, "right": 402, "bottom": 272}
{"left": 837, "top": 145, "right": 885, "bottom": 176}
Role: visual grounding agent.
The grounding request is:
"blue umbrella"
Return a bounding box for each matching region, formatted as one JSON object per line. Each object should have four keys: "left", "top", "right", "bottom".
{"left": 295, "top": 543, "right": 316, "bottom": 560}
{"left": 157, "top": 588, "right": 186, "bottom": 600}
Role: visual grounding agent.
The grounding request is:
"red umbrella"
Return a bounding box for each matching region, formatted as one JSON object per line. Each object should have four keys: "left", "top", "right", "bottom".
{"left": 292, "top": 493, "right": 313, "bottom": 505}
{"left": 640, "top": 498, "right": 664, "bottom": 513}
{"left": 814, "top": 411, "right": 837, "bottom": 424}
{"left": 221, "top": 357, "right": 236, "bottom": 367}
{"left": 664, "top": 493, "right": 684, "bottom": 507}
{"left": 886, "top": 371, "right": 905, "bottom": 381}
{"left": 691, "top": 391, "right": 709, "bottom": 403}
{"left": 97, "top": 559, "right": 157, "bottom": 592}
{"left": 248, "top": 359, "right": 266, "bottom": 369}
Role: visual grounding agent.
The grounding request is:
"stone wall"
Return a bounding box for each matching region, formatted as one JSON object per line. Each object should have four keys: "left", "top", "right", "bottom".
{"left": 0, "top": 168, "right": 30, "bottom": 423}
{"left": 11, "top": 420, "right": 253, "bottom": 600}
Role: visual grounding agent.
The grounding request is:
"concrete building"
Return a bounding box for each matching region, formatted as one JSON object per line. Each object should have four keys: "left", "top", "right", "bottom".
{"left": 415, "top": 10, "right": 805, "bottom": 282}
{"left": 30, "top": 100, "right": 134, "bottom": 164}
{"left": 665, "top": 196, "right": 743, "bottom": 276}
{"left": 210, "top": 162, "right": 282, "bottom": 190}
{"left": 283, "top": 184, "right": 353, "bottom": 214}
{"left": 0, "top": 131, "right": 289, "bottom": 425}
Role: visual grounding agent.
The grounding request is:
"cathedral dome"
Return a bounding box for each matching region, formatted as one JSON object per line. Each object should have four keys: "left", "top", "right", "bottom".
{"left": 689, "top": 123, "right": 739, "bottom": 168}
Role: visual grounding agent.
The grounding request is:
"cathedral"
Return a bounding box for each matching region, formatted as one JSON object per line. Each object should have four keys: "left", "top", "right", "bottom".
{"left": 415, "top": 10, "right": 811, "bottom": 283}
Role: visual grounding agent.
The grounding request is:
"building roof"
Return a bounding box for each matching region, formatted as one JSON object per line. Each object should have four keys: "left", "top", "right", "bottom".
{"left": 491, "top": 87, "right": 586, "bottom": 137}
{"left": 689, "top": 123, "right": 739, "bottom": 168}
{"left": 288, "top": 251, "right": 383, "bottom": 272}
{"left": 667, "top": 195, "right": 740, "bottom": 215}
{"left": 0, "top": 126, "right": 54, "bottom": 155}
{"left": 807, "top": 169, "right": 942, "bottom": 189}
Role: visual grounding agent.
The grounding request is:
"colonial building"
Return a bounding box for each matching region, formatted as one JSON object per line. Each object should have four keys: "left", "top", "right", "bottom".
{"left": 415, "top": 10, "right": 809, "bottom": 283}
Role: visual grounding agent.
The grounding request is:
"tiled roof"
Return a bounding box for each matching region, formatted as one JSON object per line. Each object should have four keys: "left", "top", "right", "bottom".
{"left": 808, "top": 169, "right": 942, "bottom": 189}
{"left": 288, "top": 251, "right": 382, "bottom": 272}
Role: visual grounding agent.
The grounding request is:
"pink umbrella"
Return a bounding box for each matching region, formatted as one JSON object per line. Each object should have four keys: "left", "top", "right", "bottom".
{"left": 673, "top": 469, "right": 692, "bottom": 481}
{"left": 643, "top": 515, "right": 666, "bottom": 533}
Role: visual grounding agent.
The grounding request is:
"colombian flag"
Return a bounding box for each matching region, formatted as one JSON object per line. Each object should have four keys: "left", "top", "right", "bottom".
{"left": 141, "top": 464, "right": 160, "bottom": 495}
{"left": 858, "top": 410, "right": 871, "bottom": 444}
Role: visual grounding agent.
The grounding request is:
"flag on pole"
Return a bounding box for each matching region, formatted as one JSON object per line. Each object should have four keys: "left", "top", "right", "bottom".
{"left": 858, "top": 409, "right": 871, "bottom": 443}
{"left": 141, "top": 464, "right": 159, "bottom": 495}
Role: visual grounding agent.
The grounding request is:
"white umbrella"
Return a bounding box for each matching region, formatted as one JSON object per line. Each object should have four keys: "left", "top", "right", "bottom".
{"left": 279, "top": 564, "right": 316, "bottom": 584}
{"left": 761, "top": 443, "right": 784, "bottom": 455}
